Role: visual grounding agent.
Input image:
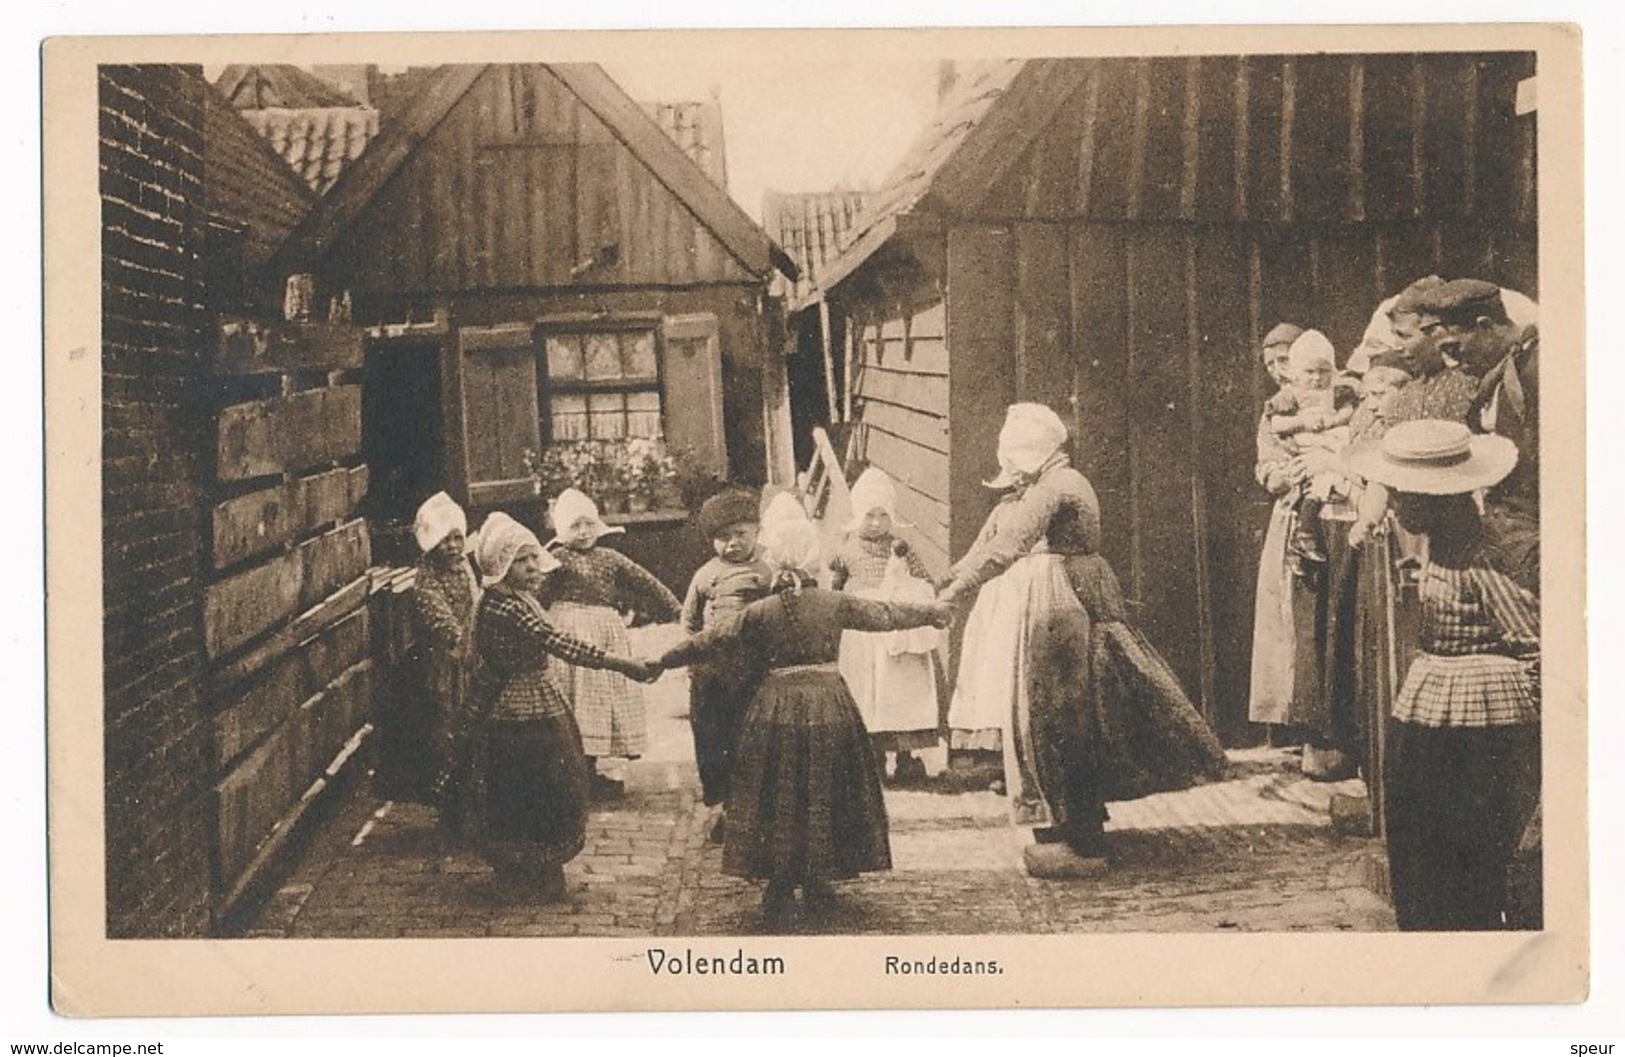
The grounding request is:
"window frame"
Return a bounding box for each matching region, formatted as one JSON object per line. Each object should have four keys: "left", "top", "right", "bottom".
{"left": 534, "top": 312, "right": 669, "bottom": 445}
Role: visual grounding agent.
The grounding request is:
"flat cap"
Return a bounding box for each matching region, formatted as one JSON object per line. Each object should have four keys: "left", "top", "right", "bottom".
{"left": 1415, "top": 278, "right": 1507, "bottom": 324}
{"left": 1262, "top": 322, "right": 1305, "bottom": 349}
{"left": 1389, "top": 275, "right": 1445, "bottom": 316}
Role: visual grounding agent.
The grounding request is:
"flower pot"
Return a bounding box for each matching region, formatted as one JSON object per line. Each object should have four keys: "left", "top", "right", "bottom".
{"left": 602, "top": 493, "right": 628, "bottom": 515}
{"left": 627, "top": 493, "right": 651, "bottom": 514}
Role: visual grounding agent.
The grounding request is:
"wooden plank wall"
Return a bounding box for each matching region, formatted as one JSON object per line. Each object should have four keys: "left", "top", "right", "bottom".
{"left": 846, "top": 293, "right": 955, "bottom": 577}
{"left": 975, "top": 52, "right": 1537, "bottom": 231}
{"left": 971, "top": 216, "right": 1535, "bottom": 739}
{"left": 323, "top": 64, "right": 755, "bottom": 298}
{"left": 199, "top": 319, "right": 379, "bottom": 907}
{"left": 860, "top": 50, "right": 1542, "bottom": 740}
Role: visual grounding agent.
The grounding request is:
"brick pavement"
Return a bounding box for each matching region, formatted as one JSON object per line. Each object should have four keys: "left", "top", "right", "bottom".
{"left": 242, "top": 627, "right": 1396, "bottom": 938}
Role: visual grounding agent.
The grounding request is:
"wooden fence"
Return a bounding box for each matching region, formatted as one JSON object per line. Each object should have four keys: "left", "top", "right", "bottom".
{"left": 202, "top": 317, "right": 382, "bottom": 922}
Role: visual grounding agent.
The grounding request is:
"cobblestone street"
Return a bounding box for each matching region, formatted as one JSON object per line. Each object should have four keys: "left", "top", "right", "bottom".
{"left": 244, "top": 627, "right": 1396, "bottom": 939}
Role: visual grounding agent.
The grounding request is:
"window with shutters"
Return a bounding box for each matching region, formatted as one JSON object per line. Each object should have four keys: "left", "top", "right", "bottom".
{"left": 540, "top": 325, "right": 663, "bottom": 443}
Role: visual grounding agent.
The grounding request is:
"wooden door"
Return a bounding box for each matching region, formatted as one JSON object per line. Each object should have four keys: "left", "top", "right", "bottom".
{"left": 660, "top": 313, "right": 727, "bottom": 477}
{"left": 448, "top": 323, "right": 543, "bottom": 507}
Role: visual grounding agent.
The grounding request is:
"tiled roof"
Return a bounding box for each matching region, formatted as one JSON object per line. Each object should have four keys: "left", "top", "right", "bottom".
{"left": 641, "top": 100, "right": 728, "bottom": 188}
{"left": 238, "top": 107, "right": 381, "bottom": 196}
{"left": 809, "top": 60, "right": 1026, "bottom": 303}
{"left": 761, "top": 189, "right": 870, "bottom": 304}
{"left": 215, "top": 64, "right": 361, "bottom": 109}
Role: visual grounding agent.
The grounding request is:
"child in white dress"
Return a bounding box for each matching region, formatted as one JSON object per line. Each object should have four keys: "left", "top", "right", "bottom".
{"left": 830, "top": 468, "right": 944, "bottom": 782}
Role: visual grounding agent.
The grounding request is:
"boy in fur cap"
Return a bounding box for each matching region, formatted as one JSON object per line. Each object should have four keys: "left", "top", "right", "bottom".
{"left": 680, "top": 489, "right": 774, "bottom": 836}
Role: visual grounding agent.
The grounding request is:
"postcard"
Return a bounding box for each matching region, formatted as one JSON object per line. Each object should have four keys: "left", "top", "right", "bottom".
{"left": 43, "top": 22, "right": 1586, "bottom": 1015}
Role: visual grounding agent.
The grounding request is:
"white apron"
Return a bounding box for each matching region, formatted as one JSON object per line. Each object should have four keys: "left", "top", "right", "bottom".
{"left": 1247, "top": 497, "right": 1298, "bottom": 725}
{"left": 837, "top": 563, "right": 941, "bottom": 736}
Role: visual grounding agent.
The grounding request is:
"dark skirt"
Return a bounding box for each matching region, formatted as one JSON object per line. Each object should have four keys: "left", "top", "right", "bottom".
{"left": 723, "top": 667, "right": 892, "bottom": 883}
{"left": 1087, "top": 622, "right": 1230, "bottom": 801}
{"left": 1063, "top": 554, "right": 1228, "bottom": 804}
{"left": 1384, "top": 718, "right": 1541, "bottom": 931}
{"left": 461, "top": 712, "right": 592, "bottom": 876}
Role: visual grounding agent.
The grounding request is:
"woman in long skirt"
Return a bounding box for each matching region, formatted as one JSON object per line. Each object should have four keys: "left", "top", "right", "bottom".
{"left": 652, "top": 510, "right": 951, "bottom": 922}
{"left": 542, "top": 488, "right": 682, "bottom": 796}
{"left": 441, "top": 512, "right": 657, "bottom": 901}
{"left": 940, "top": 403, "right": 1225, "bottom": 868}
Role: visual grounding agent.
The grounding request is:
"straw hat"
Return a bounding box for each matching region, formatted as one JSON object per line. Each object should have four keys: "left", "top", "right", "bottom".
{"left": 1341, "top": 419, "right": 1517, "bottom": 496}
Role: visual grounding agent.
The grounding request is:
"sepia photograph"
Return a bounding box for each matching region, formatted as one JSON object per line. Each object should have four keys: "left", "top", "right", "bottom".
{"left": 40, "top": 20, "right": 1589, "bottom": 1017}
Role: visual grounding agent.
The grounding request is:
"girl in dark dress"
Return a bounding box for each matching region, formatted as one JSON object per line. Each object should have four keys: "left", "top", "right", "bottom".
{"left": 652, "top": 507, "right": 951, "bottom": 920}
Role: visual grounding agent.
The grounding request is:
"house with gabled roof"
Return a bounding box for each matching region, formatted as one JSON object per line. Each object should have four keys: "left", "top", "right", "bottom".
{"left": 259, "top": 62, "right": 796, "bottom": 583}
{"left": 801, "top": 53, "right": 1537, "bottom": 741}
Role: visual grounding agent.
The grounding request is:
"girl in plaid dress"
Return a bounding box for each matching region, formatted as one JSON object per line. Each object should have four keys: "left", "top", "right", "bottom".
{"left": 543, "top": 488, "right": 682, "bottom": 797}
{"left": 1345, "top": 420, "right": 1540, "bottom": 931}
{"left": 442, "top": 513, "right": 658, "bottom": 902}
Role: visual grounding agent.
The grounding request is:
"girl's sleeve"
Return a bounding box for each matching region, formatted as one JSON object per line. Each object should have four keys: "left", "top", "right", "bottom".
{"left": 483, "top": 595, "right": 614, "bottom": 671}
{"left": 836, "top": 593, "right": 945, "bottom": 633}
{"left": 413, "top": 579, "right": 466, "bottom": 654}
{"left": 903, "top": 546, "right": 932, "bottom": 583}
{"left": 829, "top": 551, "right": 850, "bottom": 592}
{"left": 947, "top": 482, "right": 1064, "bottom": 594}
{"left": 680, "top": 572, "right": 706, "bottom": 634}
{"left": 612, "top": 550, "right": 683, "bottom": 623}
{"left": 1475, "top": 566, "right": 1541, "bottom": 658}
{"left": 659, "top": 606, "right": 751, "bottom": 668}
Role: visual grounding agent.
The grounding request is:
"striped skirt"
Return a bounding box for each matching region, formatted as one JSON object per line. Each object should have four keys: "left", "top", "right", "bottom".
{"left": 722, "top": 665, "right": 892, "bottom": 883}
{"left": 547, "top": 601, "right": 646, "bottom": 758}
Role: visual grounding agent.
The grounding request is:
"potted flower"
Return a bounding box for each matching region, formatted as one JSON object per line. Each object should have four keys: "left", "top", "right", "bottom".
{"left": 622, "top": 437, "right": 677, "bottom": 513}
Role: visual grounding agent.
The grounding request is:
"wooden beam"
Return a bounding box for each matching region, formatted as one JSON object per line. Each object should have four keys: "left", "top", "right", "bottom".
{"left": 215, "top": 320, "right": 364, "bottom": 375}
{"left": 1180, "top": 58, "right": 1202, "bottom": 222}
{"left": 1127, "top": 59, "right": 1151, "bottom": 222}
{"left": 841, "top": 315, "right": 856, "bottom": 422}
{"left": 212, "top": 575, "right": 371, "bottom": 685}
{"left": 215, "top": 386, "right": 362, "bottom": 483}
{"left": 1124, "top": 241, "right": 1145, "bottom": 602}
{"left": 203, "top": 551, "right": 303, "bottom": 660}
{"left": 210, "top": 466, "right": 367, "bottom": 569}
{"left": 818, "top": 299, "right": 839, "bottom": 423}
{"left": 1184, "top": 232, "right": 1219, "bottom": 723}
{"left": 1234, "top": 59, "right": 1251, "bottom": 220}
{"left": 1279, "top": 57, "right": 1297, "bottom": 223}
{"left": 1348, "top": 57, "right": 1368, "bottom": 222}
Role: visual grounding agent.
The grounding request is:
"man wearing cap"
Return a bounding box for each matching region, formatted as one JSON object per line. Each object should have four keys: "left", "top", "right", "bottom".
{"left": 1347, "top": 278, "right": 1479, "bottom": 547}
{"left": 1260, "top": 321, "right": 1305, "bottom": 391}
{"left": 1414, "top": 279, "right": 1541, "bottom": 594}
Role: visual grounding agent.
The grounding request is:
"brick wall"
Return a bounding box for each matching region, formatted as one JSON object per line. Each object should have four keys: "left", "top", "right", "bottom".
{"left": 100, "top": 65, "right": 213, "bottom": 938}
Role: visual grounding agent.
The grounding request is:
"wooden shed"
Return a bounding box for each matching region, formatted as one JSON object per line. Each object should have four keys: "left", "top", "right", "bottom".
{"left": 807, "top": 54, "right": 1538, "bottom": 740}
{"left": 264, "top": 63, "right": 797, "bottom": 573}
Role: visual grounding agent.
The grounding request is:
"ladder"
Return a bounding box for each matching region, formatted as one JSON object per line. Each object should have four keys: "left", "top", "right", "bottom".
{"left": 797, "top": 426, "right": 853, "bottom": 522}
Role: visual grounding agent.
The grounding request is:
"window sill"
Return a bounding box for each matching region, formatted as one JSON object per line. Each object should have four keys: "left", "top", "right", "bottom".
{"left": 601, "top": 508, "right": 689, "bottom": 527}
